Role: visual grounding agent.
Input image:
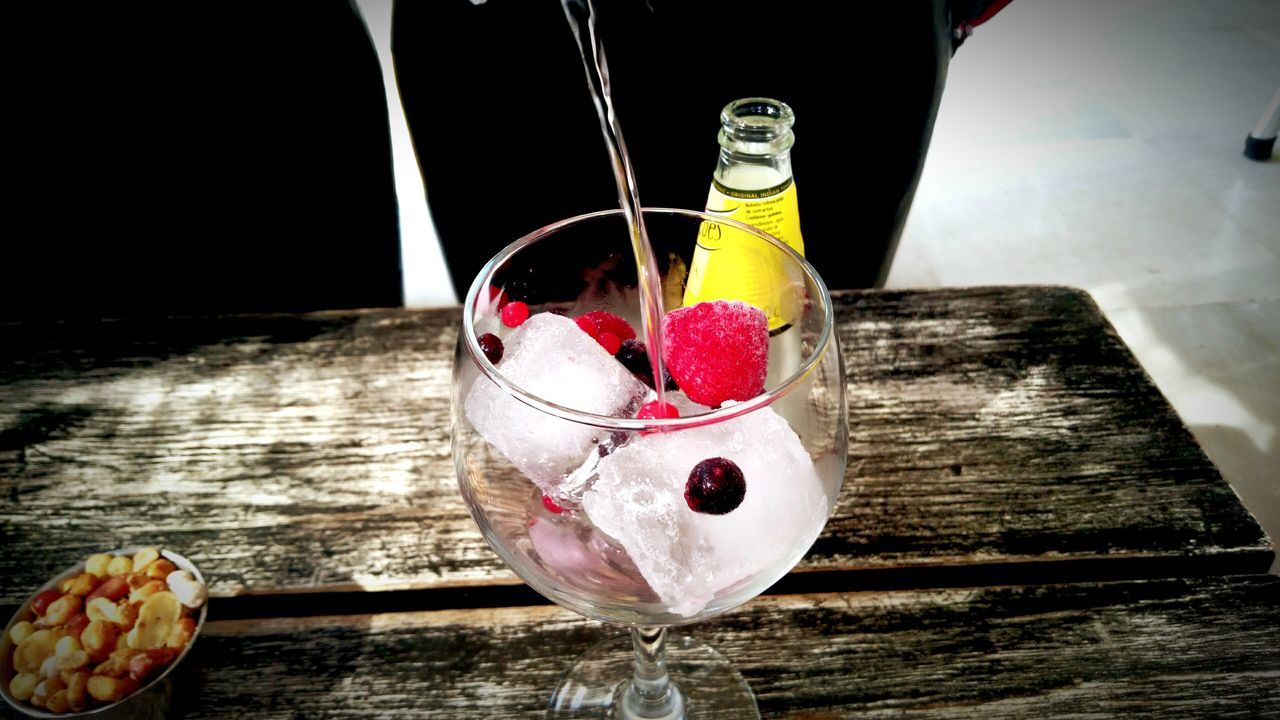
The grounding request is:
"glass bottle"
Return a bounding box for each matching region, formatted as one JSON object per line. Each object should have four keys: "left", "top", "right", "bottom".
{"left": 684, "top": 98, "right": 804, "bottom": 331}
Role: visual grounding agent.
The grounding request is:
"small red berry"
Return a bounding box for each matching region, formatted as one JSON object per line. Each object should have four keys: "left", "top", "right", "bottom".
{"left": 637, "top": 401, "right": 680, "bottom": 435}
{"left": 477, "top": 333, "right": 504, "bottom": 364}
{"left": 501, "top": 301, "right": 530, "bottom": 328}
{"left": 542, "top": 494, "right": 565, "bottom": 514}
{"left": 597, "top": 331, "right": 622, "bottom": 355}
{"left": 685, "top": 457, "right": 746, "bottom": 515}
{"left": 636, "top": 401, "right": 680, "bottom": 421}
{"left": 575, "top": 315, "right": 598, "bottom": 338}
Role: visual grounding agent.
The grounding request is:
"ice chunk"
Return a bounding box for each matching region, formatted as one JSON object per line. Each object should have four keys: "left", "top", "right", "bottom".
{"left": 661, "top": 391, "right": 715, "bottom": 419}
{"left": 528, "top": 516, "right": 653, "bottom": 598}
{"left": 464, "top": 312, "right": 648, "bottom": 494}
{"left": 583, "top": 405, "right": 829, "bottom": 616}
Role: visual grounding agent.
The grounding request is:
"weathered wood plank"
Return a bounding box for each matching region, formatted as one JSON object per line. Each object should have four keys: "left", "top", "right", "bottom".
{"left": 175, "top": 576, "right": 1280, "bottom": 719}
{"left": 0, "top": 288, "right": 1271, "bottom": 604}
{"left": 825, "top": 288, "right": 1271, "bottom": 570}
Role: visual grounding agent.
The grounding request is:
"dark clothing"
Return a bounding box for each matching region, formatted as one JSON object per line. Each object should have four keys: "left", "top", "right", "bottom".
{"left": 8, "top": 2, "right": 400, "bottom": 320}
{"left": 395, "top": 0, "right": 953, "bottom": 295}
{"left": 8, "top": 1, "right": 964, "bottom": 319}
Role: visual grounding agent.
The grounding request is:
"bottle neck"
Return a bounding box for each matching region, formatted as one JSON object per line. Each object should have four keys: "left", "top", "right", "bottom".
{"left": 714, "top": 148, "right": 793, "bottom": 192}
{"left": 714, "top": 98, "right": 795, "bottom": 191}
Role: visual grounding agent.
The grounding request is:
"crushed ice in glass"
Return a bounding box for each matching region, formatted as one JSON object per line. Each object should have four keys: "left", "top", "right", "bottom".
{"left": 464, "top": 312, "right": 648, "bottom": 494}
{"left": 583, "top": 403, "right": 828, "bottom": 616}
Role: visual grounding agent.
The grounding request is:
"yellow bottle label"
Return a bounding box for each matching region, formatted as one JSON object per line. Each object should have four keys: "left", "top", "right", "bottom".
{"left": 684, "top": 178, "right": 804, "bottom": 330}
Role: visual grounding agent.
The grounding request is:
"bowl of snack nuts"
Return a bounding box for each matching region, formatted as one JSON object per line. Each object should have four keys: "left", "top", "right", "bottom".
{"left": 1, "top": 547, "right": 208, "bottom": 719}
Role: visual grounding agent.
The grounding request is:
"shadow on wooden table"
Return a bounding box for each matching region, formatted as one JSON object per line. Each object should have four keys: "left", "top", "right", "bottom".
{"left": 168, "top": 576, "right": 1280, "bottom": 719}
{"left": 181, "top": 606, "right": 610, "bottom": 718}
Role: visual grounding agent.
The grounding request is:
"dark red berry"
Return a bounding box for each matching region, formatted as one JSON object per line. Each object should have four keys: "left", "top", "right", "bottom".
{"left": 616, "top": 339, "right": 650, "bottom": 374}
{"left": 685, "top": 457, "right": 745, "bottom": 515}
{"left": 501, "top": 301, "right": 530, "bottom": 328}
{"left": 477, "top": 333, "right": 504, "bottom": 364}
{"left": 542, "top": 494, "right": 565, "bottom": 514}
{"left": 614, "top": 339, "right": 676, "bottom": 391}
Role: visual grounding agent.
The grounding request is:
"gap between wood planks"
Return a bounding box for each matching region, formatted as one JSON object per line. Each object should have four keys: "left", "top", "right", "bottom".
{"left": 195, "top": 548, "right": 1271, "bottom": 622}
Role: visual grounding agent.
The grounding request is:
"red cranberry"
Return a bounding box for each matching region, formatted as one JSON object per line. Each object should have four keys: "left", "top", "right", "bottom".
{"left": 501, "top": 301, "right": 530, "bottom": 328}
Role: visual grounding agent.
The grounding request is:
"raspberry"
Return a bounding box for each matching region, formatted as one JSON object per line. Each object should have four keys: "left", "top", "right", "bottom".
{"left": 477, "top": 333, "right": 504, "bottom": 364}
{"left": 661, "top": 301, "right": 768, "bottom": 408}
{"left": 685, "top": 457, "right": 746, "bottom": 515}
{"left": 597, "top": 331, "right": 622, "bottom": 355}
{"left": 501, "top": 301, "right": 530, "bottom": 328}
{"left": 574, "top": 310, "right": 636, "bottom": 351}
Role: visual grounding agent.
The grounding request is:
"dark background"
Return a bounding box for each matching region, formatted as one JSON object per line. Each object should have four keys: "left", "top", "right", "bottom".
{"left": 8, "top": 2, "right": 400, "bottom": 320}
{"left": 6, "top": 1, "right": 949, "bottom": 320}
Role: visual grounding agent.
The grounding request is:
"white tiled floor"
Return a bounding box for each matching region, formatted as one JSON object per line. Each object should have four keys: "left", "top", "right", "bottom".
{"left": 888, "top": 0, "right": 1280, "bottom": 569}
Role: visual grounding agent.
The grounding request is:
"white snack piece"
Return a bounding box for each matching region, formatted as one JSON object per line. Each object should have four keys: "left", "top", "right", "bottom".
{"left": 464, "top": 312, "right": 648, "bottom": 494}
{"left": 584, "top": 404, "right": 828, "bottom": 617}
{"left": 165, "top": 570, "right": 208, "bottom": 609}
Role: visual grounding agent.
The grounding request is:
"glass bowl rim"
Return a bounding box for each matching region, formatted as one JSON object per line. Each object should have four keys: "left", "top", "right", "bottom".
{"left": 461, "top": 207, "right": 836, "bottom": 432}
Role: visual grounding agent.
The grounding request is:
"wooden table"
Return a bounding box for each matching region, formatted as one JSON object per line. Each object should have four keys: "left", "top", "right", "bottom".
{"left": 2, "top": 287, "right": 1276, "bottom": 718}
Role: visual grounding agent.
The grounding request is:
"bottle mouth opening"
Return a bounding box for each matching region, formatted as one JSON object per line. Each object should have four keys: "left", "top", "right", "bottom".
{"left": 721, "top": 97, "right": 795, "bottom": 138}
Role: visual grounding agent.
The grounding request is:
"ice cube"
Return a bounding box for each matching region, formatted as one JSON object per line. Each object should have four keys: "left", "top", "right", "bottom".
{"left": 662, "top": 391, "right": 715, "bottom": 418}
{"left": 583, "top": 404, "right": 829, "bottom": 616}
{"left": 464, "top": 312, "right": 648, "bottom": 494}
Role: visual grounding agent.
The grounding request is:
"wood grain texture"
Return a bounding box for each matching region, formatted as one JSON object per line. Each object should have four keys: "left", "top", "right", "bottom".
{"left": 0, "top": 288, "right": 1271, "bottom": 605}
{"left": 173, "top": 576, "right": 1280, "bottom": 719}
{"left": 825, "top": 288, "right": 1271, "bottom": 573}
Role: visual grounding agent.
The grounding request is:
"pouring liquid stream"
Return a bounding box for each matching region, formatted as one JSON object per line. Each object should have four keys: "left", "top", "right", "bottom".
{"left": 560, "top": 0, "right": 668, "bottom": 408}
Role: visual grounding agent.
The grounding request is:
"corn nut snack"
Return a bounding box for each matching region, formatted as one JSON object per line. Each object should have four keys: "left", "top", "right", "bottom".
{"left": 6, "top": 547, "right": 206, "bottom": 714}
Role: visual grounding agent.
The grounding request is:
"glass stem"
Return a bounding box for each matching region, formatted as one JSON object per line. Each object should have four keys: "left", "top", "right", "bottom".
{"left": 618, "top": 626, "right": 684, "bottom": 720}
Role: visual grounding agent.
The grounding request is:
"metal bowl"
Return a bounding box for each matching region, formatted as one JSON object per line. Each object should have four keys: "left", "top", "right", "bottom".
{"left": 0, "top": 548, "right": 207, "bottom": 720}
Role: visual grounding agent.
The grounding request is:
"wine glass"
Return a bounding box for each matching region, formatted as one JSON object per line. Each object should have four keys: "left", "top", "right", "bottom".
{"left": 451, "top": 208, "right": 847, "bottom": 719}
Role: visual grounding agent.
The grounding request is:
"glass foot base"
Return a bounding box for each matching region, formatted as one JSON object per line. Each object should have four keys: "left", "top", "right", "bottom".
{"left": 548, "top": 633, "right": 760, "bottom": 720}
